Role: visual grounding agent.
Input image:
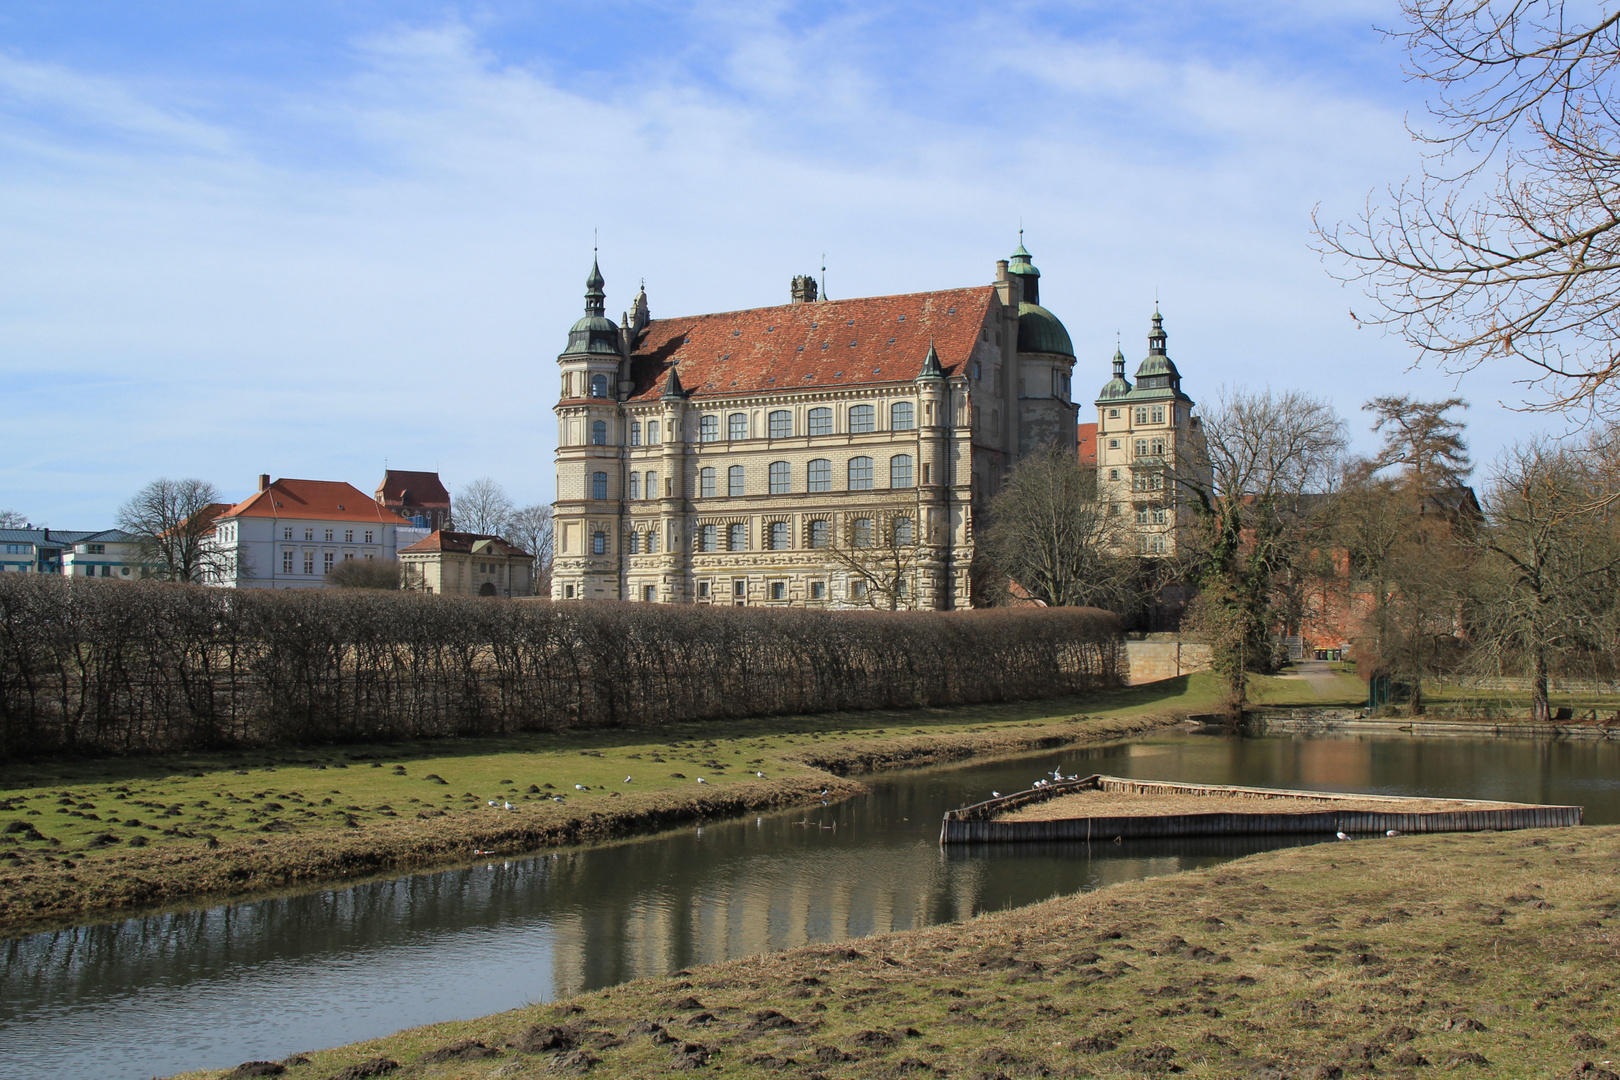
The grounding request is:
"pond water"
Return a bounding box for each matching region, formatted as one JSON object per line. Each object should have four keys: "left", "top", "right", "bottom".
{"left": 2, "top": 728, "right": 1617, "bottom": 1080}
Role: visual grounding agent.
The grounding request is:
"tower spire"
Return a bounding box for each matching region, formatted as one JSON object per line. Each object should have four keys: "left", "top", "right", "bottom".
{"left": 584, "top": 256, "right": 606, "bottom": 317}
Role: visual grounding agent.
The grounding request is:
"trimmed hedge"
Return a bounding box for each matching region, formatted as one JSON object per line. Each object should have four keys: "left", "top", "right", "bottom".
{"left": 0, "top": 576, "right": 1122, "bottom": 757}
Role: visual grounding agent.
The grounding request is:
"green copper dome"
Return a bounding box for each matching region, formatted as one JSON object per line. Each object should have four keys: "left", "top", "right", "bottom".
{"left": 566, "top": 314, "right": 622, "bottom": 356}
{"left": 1016, "top": 302, "right": 1074, "bottom": 357}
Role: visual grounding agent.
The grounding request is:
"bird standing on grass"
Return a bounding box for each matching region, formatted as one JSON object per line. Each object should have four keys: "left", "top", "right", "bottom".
{"left": 1336, "top": 831, "right": 1352, "bottom": 841}
{"left": 575, "top": 784, "right": 587, "bottom": 791}
{"left": 504, "top": 801, "right": 514, "bottom": 811}
{"left": 624, "top": 776, "right": 633, "bottom": 783}
{"left": 697, "top": 777, "right": 707, "bottom": 784}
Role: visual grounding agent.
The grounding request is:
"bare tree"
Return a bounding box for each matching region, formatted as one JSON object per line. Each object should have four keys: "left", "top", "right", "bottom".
{"left": 826, "top": 511, "right": 923, "bottom": 610}
{"left": 502, "top": 504, "right": 554, "bottom": 596}
{"left": 453, "top": 477, "right": 514, "bottom": 536}
{"left": 1366, "top": 396, "right": 1472, "bottom": 492}
{"left": 1318, "top": 2, "right": 1620, "bottom": 413}
{"left": 1469, "top": 439, "right": 1620, "bottom": 722}
{"left": 1176, "top": 388, "right": 1349, "bottom": 714}
{"left": 116, "top": 478, "right": 224, "bottom": 583}
{"left": 326, "top": 557, "right": 402, "bottom": 589}
{"left": 0, "top": 510, "right": 27, "bottom": 529}
{"left": 980, "top": 442, "right": 1140, "bottom": 610}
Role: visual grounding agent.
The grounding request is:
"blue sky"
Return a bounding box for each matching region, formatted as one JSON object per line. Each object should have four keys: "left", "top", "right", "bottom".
{"left": 0, "top": 1, "right": 1558, "bottom": 525}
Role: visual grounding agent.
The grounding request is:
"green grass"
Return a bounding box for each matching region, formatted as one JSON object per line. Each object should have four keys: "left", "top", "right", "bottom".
{"left": 172, "top": 826, "right": 1620, "bottom": 1080}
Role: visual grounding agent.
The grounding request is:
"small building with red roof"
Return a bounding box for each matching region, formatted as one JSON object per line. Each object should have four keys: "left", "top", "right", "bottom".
{"left": 202, "top": 475, "right": 414, "bottom": 589}
{"left": 398, "top": 530, "right": 535, "bottom": 597}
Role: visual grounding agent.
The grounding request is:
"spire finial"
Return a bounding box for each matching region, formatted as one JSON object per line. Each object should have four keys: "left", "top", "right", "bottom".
{"left": 917, "top": 336, "right": 946, "bottom": 380}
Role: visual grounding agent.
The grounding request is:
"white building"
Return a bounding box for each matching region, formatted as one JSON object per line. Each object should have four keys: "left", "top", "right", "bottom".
{"left": 59, "top": 530, "right": 146, "bottom": 580}
{"left": 202, "top": 475, "right": 413, "bottom": 589}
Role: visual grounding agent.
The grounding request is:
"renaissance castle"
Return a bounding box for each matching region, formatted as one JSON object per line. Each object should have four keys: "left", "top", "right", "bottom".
{"left": 550, "top": 243, "right": 1197, "bottom": 608}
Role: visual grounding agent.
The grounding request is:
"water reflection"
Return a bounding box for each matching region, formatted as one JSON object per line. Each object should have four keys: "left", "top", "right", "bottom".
{"left": 2, "top": 729, "right": 1616, "bottom": 1080}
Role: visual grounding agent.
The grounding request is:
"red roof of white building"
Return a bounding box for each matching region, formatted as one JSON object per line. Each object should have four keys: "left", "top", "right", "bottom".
{"left": 222, "top": 479, "right": 412, "bottom": 525}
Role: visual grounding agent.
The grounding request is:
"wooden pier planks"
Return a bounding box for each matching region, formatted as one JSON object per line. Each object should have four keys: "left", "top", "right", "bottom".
{"left": 938, "top": 774, "right": 1583, "bottom": 844}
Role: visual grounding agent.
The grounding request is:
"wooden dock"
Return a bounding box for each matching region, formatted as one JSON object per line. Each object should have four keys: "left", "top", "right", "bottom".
{"left": 938, "top": 775, "right": 1583, "bottom": 844}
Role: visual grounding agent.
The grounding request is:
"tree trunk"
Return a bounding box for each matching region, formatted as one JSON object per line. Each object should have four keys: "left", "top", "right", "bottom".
{"left": 1531, "top": 649, "right": 1551, "bottom": 724}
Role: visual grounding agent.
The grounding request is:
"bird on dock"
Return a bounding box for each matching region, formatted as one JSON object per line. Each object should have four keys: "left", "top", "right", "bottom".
{"left": 1052, "top": 768, "right": 1063, "bottom": 781}
{"left": 991, "top": 791, "right": 1001, "bottom": 799}
{"left": 1336, "top": 831, "right": 1352, "bottom": 841}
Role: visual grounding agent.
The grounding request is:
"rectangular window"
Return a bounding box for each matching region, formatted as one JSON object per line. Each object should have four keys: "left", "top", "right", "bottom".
{"left": 891, "top": 401, "right": 915, "bottom": 430}
{"left": 647, "top": 530, "right": 659, "bottom": 553}
{"left": 768, "top": 461, "right": 790, "bottom": 494}
{"left": 851, "top": 580, "right": 868, "bottom": 600}
{"left": 728, "top": 522, "right": 748, "bottom": 550}
{"left": 733, "top": 578, "right": 746, "bottom": 598}
{"left": 922, "top": 462, "right": 932, "bottom": 485}
{"left": 325, "top": 528, "right": 334, "bottom": 542}
{"left": 1151, "top": 406, "right": 1165, "bottom": 424}
{"left": 628, "top": 532, "right": 640, "bottom": 554}
{"left": 647, "top": 420, "right": 661, "bottom": 444}
{"left": 592, "top": 472, "right": 608, "bottom": 500}
{"left": 1135, "top": 439, "right": 1149, "bottom": 458}
{"left": 630, "top": 421, "right": 641, "bottom": 446}
{"left": 1109, "top": 408, "right": 1120, "bottom": 418}
{"left": 284, "top": 527, "right": 293, "bottom": 540}
{"left": 698, "top": 468, "right": 713, "bottom": 498}
{"left": 644, "top": 585, "right": 657, "bottom": 602}
{"left": 324, "top": 552, "right": 335, "bottom": 573}
{"left": 808, "top": 519, "right": 830, "bottom": 548}
{"left": 810, "top": 580, "right": 826, "bottom": 600}
{"left": 631, "top": 472, "right": 642, "bottom": 499}
{"left": 565, "top": 584, "right": 576, "bottom": 598}
{"left": 769, "top": 521, "right": 791, "bottom": 549}
{"left": 770, "top": 581, "right": 786, "bottom": 600}
{"left": 890, "top": 454, "right": 913, "bottom": 488}
{"left": 646, "top": 471, "right": 658, "bottom": 499}
{"left": 728, "top": 413, "right": 748, "bottom": 440}
{"left": 344, "top": 530, "right": 353, "bottom": 542}
{"left": 700, "top": 415, "right": 719, "bottom": 442}
{"left": 698, "top": 581, "right": 711, "bottom": 597}
{"left": 728, "top": 465, "right": 745, "bottom": 497}
{"left": 87, "top": 544, "right": 105, "bottom": 555}
{"left": 303, "top": 552, "right": 315, "bottom": 574}
{"left": 305, "top": 528, "right": 314, "bottom": 541}
{"left": 283, "top": 550, "right": 294, "bottom": 573}
{"left": 365, "top": 530, "right": 373, "bottom": 543}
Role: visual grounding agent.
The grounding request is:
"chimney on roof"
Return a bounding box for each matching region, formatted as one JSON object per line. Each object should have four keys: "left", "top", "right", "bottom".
{"left": 259, "top": 474, "right": 270, "bottom": 492}
{"left": 790, "top": 274, "right": 819, "bottom": 304}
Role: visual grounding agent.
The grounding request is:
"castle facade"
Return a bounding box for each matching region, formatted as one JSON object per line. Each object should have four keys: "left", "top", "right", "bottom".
{"left": 550, "top": 243, "right": 1080, "bottom": 608}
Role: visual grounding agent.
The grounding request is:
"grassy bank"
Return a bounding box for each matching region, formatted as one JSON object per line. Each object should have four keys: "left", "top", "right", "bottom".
{"left": 0, "top": 676, "right": 1232, "bottom": 938}
{"left": 179, "top": 825, "right": 1620, "bottom": 1080}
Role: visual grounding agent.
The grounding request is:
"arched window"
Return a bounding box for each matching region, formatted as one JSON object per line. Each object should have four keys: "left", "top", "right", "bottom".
{"left": 848, "top": 456, "right": 874, "bottom": 490}
{"left": 627, "top": 532, "right": 640, "bottom": 555}
{"left": 590, "top": 374, "right": 608, "bottom": 398}
{"left": 808, "top": 407, "right": 833, "bottom": 436}
{"left": 849, "top": 404, "right": 875, "bottom": 433}
{"left": 645, "top": 470, "right": 658, "bottom": 499}
{"left": 891, "top": 401, "right": 915, "bottom": 430}
{"left": 647, "top": 420, "right": 660, "bottom": 445}
{"left": 698, "top": 524, "right": 718, "bottom": 552}
{"left": 728, "top": 412, "right": 748, "bottom": 440}
{"left": 890, "top": 454, "right": 914, "bottom": 488}
{"left": 807, "top": 458, "right": 832, "bottom": 492}
{"left": 629, "top": 472, "right": 641, "bottom": 500}
{"left": 591, "top": 530, "right": 607, "bottom": 555}
{"left": 646, "top": 530, "right": 659, "bottom": 553}
{"left": 630, "top": 421, "right": 642, "bottom": 446}
{"left": 700, "top": 467, "right": 716, "bottom": 498}
{"left": 728, "top": 523, "right": 749, "bottom": 551}
{"left": 768, "top": 410, "right": 793, "bottom": 438}
{"left": 808, "top": 519, "right": 830, "bottom": 548}
{"left": 728, "top": 465, "right": 745, "bottom": 497}
{"left": 700, "top": 416, "right": 719, "bottom": 442}
{"left": 592, "top": 472, "right": 608, "bottom": 500}
{"left": 768, "top": 461, "right": 791, "bottom": 494}
{"left": 851, "top": 518, "right": 874, "bottom": 547}
{"left": 893, "top": 517, "right": 914, "bottom": 545}
{"left": 769, "top": 521, "right": 792, "bottom": 550}
{"left": 591, "top": 420, "right": 607, "bottom": 445}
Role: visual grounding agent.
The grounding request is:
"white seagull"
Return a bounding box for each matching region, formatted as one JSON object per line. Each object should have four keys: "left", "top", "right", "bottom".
{"left": 487, "top": 800, "right": 498, "bottom": 807}
{"left": 574, "top": 784, "right": 587, "bottom": 791}
{"left": 755, "top": 771, "right": 765, "bottom": 778}
{"left": 991, "top": 791, "right": 1001, "bottom": 799}
{"left": 697, "top": 777, "right": 707, "bottom": 784}
{"left": 1336, "top": 831, "right": 1352, "bottom": 841}
{"left": 624, "top": 776, "right": 633, "bottom": 783}
{"left": 504, "top": 801, "right": 514, "bottom": 811}
{"left": 1386, "top": 829, "right": 1399, "bottom": 837}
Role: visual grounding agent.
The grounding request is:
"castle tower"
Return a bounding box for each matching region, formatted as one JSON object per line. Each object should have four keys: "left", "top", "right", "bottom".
{"left": 1006, "top": 239, "right": 1079, "bottom": 454}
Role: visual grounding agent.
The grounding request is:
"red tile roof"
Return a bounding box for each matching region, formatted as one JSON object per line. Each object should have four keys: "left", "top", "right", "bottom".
{"left": 375, "top": 470, "right": 451, "bottom": 509}
{"left": 223, "top": 479, "right": 412, "bottom": 525}
{"left": 626, "top": 287, "right": 995, "bottom": 401}
{"left": 1077, "top": 422, "right": 1098, "bottom": 465}
{"left": 398, "top": 530, "right": 532, "bottom": 557}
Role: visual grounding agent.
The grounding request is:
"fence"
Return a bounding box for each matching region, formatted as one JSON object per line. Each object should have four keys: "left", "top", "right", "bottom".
{"left": 0, "top": 576, "right": 1123, "bottom": 757}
